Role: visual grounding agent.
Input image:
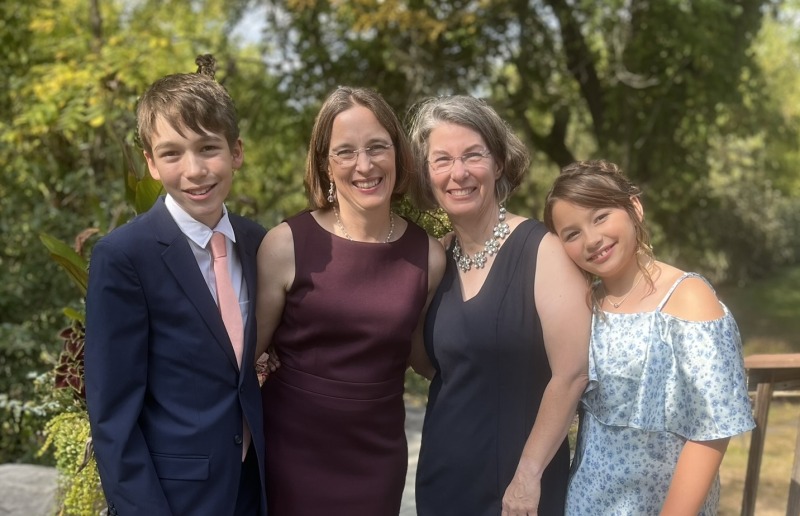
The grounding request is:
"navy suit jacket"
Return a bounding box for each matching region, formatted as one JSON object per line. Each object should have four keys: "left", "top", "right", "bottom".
{"left": 85, "top": 198, "right": 267, "bottom": 515}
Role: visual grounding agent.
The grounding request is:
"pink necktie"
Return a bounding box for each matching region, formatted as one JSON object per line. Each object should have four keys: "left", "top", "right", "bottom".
{"left": 210, "top": 231, "right": 250, "bottom": 459}
{"left": 210, "top": 232, "right": 244, "bottom": 366}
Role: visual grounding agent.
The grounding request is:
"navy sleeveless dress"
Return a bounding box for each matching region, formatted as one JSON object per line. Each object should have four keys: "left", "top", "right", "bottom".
{"left": 416, "top": 219, "right": 569, "bottom": 516}
{"left": 261, "top": 211, "right": 429, "bottom": 516}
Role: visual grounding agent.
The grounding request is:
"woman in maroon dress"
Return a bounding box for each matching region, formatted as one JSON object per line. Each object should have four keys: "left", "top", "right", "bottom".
{"left": 255, "top": 86, "right": 445, "bottom": 515}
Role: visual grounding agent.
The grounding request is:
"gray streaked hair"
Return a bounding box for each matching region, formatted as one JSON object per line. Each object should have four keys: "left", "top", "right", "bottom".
{"left": 406, "top": 95, "right": 529, "bottom": 210}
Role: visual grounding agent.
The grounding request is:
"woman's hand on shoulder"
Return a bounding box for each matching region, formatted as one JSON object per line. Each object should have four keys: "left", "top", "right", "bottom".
{"left": 662, "top": 276, "right": 725, "bottom": 322}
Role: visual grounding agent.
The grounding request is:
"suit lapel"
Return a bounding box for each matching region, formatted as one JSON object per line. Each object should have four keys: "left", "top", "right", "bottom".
{"left": 152, "top": 200, "right": 240, "bottom": 371}
{"left": 232, "top": 217, "right": 258, "bottom": 372}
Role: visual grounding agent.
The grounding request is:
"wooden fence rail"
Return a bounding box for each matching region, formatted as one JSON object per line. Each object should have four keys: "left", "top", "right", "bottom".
{"left": 740, "top": 353, "right": 800, "bottom": 516}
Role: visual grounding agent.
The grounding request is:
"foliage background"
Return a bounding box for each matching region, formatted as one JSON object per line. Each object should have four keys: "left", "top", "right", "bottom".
{"left": 1, "top": 0, "right": 799, "bottom": 475}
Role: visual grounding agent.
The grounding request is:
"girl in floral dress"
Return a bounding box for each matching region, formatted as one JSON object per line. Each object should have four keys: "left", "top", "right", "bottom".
{"left": 544, "top": 159, "right": 755, "bottom": 515}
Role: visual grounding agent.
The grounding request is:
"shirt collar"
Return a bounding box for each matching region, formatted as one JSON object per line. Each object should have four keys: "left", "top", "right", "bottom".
{"left": 164, "top": 194, "right": 237, "bottom": 249}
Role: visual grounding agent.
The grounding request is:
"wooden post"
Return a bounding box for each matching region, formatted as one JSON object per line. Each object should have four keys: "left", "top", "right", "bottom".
{"left": 741, "top": 382, "right": 774, "bottom": 516}
{"left": 787, "top": 414, "right": 800, "bottom": 516}
{"left": 740, "top": 354, "right": 800, "bottom": 516}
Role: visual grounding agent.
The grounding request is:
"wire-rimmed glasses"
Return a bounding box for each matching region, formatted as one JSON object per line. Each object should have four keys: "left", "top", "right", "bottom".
{"left": 329, "top": 143, "right": 394, "bottom": 166}
{"left": 428, "top": 150, "right": 492, "bottom": 174}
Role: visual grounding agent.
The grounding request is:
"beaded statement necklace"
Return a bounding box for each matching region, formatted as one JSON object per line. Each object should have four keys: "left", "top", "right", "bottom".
{"left": 333, "top": 205, "right": 395, "bottom": 243}
{"left": 452, "top": 205, "right": 510, "bottom": 273}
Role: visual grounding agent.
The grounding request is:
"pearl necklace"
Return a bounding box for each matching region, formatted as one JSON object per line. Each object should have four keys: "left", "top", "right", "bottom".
{"left": 452, "top": 205, "right": 510, "bottom": 273}
{"left": 333, "top": 206, "right": 395, "bottom": 243}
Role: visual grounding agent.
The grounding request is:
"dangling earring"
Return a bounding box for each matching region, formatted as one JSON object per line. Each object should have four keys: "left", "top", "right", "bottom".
{"left": 327, "top": 180, "right": 336, "bottom": 204}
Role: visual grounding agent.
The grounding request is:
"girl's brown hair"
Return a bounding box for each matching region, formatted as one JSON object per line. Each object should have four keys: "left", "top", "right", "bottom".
{"left": 544, "top": 160, "right": 655, "bottom": 303}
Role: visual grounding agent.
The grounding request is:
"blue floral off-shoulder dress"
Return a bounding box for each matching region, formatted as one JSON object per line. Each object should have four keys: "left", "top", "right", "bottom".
{"left": 566, "top": 273, "right": 755, "bottom": 515}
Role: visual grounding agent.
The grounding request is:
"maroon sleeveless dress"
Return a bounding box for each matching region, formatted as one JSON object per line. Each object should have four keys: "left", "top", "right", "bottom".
{"left": 261, "top": 211, "right": 429, "bottom": 516}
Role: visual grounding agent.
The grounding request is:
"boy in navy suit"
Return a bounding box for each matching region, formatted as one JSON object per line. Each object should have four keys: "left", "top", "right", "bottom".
{"left": 85, "top": 56, "right": 267, "bottom": 515}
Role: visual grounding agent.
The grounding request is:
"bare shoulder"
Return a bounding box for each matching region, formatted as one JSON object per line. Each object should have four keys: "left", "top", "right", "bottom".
{"left": 259, "top": 222, "right": 293, "bottom": 253}
{"left": 535, "top": 232, "right": 589, "bottom": 299}
{"left": 257, "top": 222, "right": 295, "bottom": 284}
{"left": 662, "top": 274, "right": 725, "bottom": 322}
{"left": 537, "top": 231, "right": 574, "bottom": 267}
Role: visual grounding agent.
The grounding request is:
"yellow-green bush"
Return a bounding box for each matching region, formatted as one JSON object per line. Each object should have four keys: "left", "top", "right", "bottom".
{"left": 40, "top": 412, "right": 104, "bottom": 515}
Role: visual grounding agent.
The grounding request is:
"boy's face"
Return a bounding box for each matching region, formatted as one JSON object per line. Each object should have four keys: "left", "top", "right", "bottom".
{"left": 144, "top": 116, "right": 243, "bottom": 228}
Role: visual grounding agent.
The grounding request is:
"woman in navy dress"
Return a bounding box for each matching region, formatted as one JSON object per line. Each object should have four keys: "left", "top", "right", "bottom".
{"left": 407, "top": 95, "right": 591, "bottom": 516}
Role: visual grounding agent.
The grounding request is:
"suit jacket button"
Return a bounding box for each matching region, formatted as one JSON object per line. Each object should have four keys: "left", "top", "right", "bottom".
{"left": 234, "top": 434, "right": 243, "bottom": 445}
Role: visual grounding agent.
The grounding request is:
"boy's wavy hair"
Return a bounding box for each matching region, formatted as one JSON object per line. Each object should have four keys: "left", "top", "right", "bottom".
{"left": 136, "top": 54, "right": 239, "bottom": 154}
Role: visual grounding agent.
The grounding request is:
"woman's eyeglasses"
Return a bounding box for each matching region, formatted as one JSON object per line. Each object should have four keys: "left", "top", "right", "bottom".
{"left": 428, "top": 150, "right": 492, "bottom": 174}
{"left": 329, "top": 144, "right": 394, "bottom": 166}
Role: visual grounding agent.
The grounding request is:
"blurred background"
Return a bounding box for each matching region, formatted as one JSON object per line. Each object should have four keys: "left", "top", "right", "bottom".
{"left": 1, "top": 0, "right": 799, "bottom": 512}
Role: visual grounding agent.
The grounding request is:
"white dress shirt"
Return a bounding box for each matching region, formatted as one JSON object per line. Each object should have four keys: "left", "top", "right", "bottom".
{"left": 164, "top": 195, "right": 249, "bottom": 327}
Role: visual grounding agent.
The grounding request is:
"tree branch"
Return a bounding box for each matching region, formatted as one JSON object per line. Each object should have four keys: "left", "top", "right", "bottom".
{"left": 545, "top": 0, "right": 606, "bottom": 148}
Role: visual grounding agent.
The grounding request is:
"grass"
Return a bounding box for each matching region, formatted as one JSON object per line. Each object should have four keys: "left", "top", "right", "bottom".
{"left": 405, "top": 264, "right": 800, "bottom": 514}
{"left": 718, "top": 265, "right": 800, "bottom": 356}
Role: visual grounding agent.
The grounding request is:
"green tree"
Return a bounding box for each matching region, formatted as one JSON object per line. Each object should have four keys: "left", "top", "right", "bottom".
{"left": 254, "top": 0, "right": 797, "bottom": 281}
{"left": 0, "top": 0, "right": 303, "bottom": 462}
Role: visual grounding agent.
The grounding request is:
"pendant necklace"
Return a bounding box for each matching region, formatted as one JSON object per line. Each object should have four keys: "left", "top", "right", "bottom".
{"left": 452, "top": 205, "right": 510, "bottom": 273}
{"left": 333, "top": 205, "right": 395, "bottom": 243}
{"left": 603, "top": 259, "right": 652, "bottom": 308}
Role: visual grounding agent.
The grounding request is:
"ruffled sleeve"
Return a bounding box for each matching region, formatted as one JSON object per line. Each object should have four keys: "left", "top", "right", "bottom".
{"left": 583, "top": 309, "right": 755, "bottom": 441}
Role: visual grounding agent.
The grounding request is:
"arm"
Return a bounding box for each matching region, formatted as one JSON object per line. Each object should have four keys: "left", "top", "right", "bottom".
{"left": 408, "top": 235, "right": 447, "bottom": 380}
{"left": 661, "top": 438, "right": 729, "bottom": 515}
{"left": 502, "top": 233, "right": 591, "bottom": 515}
{"left": 84, "top": 239, "right": 171, "bottom": 512}
{"left": 254, "top": 223, "right": 294, "bottom": 359}
{"left": 660, "top": 275, "right": 730, "bottom": 514}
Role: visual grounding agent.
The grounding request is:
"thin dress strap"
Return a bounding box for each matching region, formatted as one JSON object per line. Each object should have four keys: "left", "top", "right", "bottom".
{"left": 655, "top": 272, "right": 706, "bottom": 312}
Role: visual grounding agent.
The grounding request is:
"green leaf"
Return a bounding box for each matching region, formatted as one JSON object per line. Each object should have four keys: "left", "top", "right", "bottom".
{"left": 39, "top": 233, "right": 89, "bottom": 296}
{"left": 132, "top": 170, "right": 163, "bottom": 215}
{"left": 63, "top": 307, "right": 85, "bottom": 324}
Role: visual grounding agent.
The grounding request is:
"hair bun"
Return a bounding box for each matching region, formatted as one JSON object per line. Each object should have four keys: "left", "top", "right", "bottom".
{"left": 195, "top": 54, "right": 216, "bottom": 78}
{"left": 589, "top": 159, "right": 621, "bottom": 175}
